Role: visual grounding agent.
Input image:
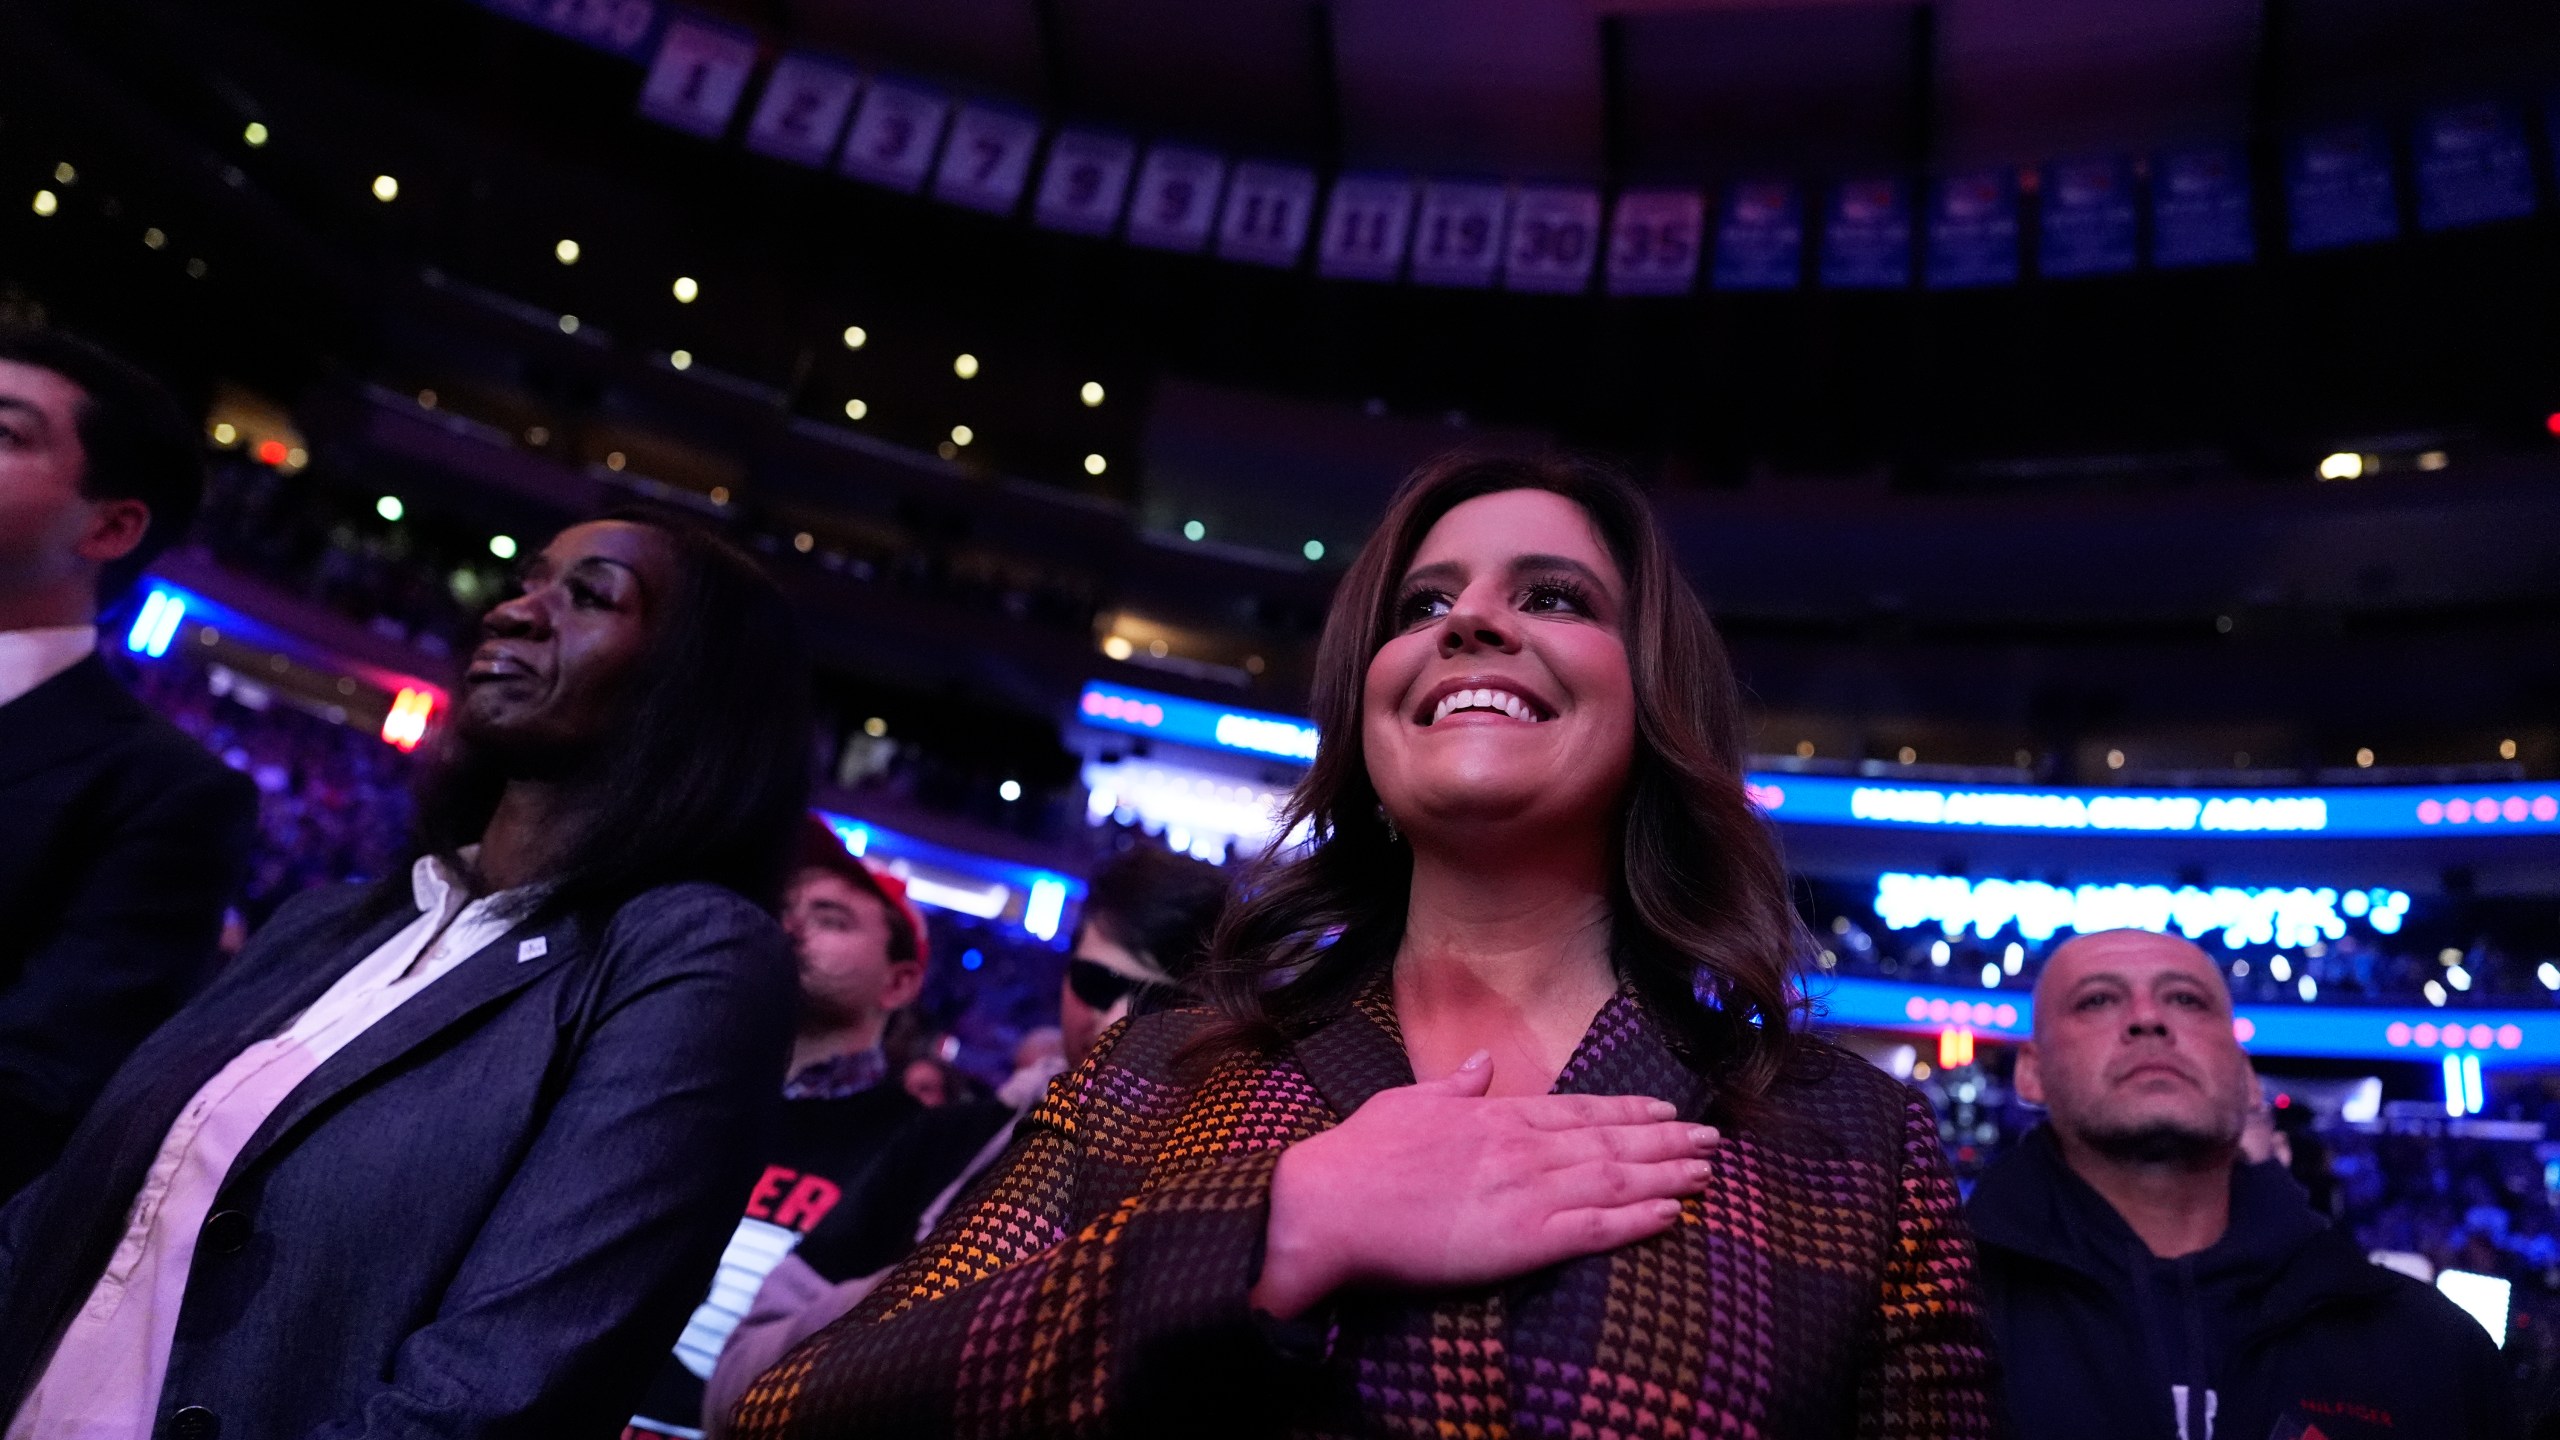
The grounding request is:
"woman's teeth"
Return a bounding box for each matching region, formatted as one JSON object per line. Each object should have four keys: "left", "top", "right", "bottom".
{"left": 1430, "top": 688, "right": 1541, "bottom": 725}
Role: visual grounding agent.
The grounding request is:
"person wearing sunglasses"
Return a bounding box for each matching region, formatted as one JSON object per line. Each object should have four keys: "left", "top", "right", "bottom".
{"left": 699, "top": 843, "right": 1231, "bottom": 1434}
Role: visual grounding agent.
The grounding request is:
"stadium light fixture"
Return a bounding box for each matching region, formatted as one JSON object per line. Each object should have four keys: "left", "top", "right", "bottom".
{"left": 371, "top": 174, "right": 399, "bottom": 203}
{"left": 30, "top": 190, "right": 56, "bottom": 217}
{"left": 1182, "top": 520, "right": 1205, "bottom": 542}
{"left": 949, "top": 424, "right": 973, "bottom": 446}
{"left": 953, "top": 353, "right": 980, "bottom": 379}
{"left": 1080, "top": 381, "right": 1105, "bottom": 407}
{"left": 844, "top": 398, "right": 868, "bottom": 420}
{"left": 2316, "top": 452, "right": 2363, "bottom": 480}
{"left": 1083, "top": 453, "right": 1106, "bottom": 476}
{"left": 489, "top": 535, "right": 517, "bottom": 560}
{"left": 672, "top": 276, "right": 699, "bottom": 303}
{"left": 376, "top": 495, "right": 405, "bottom": 522}
{"left": 243, "top": 122, "right": 270, "bottom": 147}
{"left": 669, "top": 350, "right": 693, "bottom": 371}
{"left": 842, "top": 326, "right": 867, "bottom": 350}
{"left": 555, "top": 238, "right": 580, "bottom": 264}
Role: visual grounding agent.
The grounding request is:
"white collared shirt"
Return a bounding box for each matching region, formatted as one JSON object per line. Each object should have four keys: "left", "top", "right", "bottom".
{"left": 7, "top": 854, "right": 533, "bottom": 1440}
{"left": 0, "top": 625, "right": 97, "bottom": 709}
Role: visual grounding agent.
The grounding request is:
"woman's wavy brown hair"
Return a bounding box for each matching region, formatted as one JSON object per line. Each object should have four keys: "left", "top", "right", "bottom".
{"left": 1191, "top": 451, "right": 1810, "bottom": 1105}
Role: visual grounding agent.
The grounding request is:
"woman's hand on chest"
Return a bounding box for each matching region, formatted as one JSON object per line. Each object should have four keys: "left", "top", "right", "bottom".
{"left": 1249, "top": 1049, "right": 1720, "bottom": 1320}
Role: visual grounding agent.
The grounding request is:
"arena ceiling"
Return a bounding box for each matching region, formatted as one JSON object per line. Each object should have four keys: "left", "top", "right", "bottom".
{"left": 703, "top": 0, "right": 2545, "bottom": 182}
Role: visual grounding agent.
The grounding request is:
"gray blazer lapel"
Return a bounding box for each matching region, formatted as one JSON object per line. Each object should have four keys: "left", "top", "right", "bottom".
{"left": 223, "top": 915, "right": 585, "bottom": 1185}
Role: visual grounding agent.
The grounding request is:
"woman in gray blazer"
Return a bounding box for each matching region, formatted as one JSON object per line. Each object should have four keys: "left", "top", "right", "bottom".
{"left": 0, "top": 509, "right": 811, "bottom": 1439}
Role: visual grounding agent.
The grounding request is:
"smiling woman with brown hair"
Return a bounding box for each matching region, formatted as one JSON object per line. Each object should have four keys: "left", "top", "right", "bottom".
{"left": 732, "top": 453, "right": 1999, "bottom": 1440}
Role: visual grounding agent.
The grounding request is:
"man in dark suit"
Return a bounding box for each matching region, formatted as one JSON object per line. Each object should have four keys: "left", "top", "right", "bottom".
{"left": 0, "top": 327, "right": 256, "bottom": 1198}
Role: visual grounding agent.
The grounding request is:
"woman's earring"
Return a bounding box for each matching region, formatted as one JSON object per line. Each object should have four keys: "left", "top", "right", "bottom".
{"left": 1377, "top": 805, "right": 1401, "bottom": 844}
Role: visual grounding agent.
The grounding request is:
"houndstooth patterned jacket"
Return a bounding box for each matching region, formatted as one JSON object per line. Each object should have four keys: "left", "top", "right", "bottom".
{"left": 731, "top": 974, "right": 2001, "bottom": 1439}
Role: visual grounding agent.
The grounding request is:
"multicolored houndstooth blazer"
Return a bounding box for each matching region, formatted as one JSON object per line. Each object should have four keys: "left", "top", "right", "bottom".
{"left": 732, "top": 974, "right": 2001, "bottom": 1439}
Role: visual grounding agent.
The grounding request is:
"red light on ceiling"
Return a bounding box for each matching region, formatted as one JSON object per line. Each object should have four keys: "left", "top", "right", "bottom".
{"left": 255, "top": 438, "right": 289, "bottom": 466}
{"left": 2546, "top": 412, "right": 2560, "bottom": 438}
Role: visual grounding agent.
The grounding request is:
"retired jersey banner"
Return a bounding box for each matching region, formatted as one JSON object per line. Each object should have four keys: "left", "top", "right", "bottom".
{"left": 1503, "top": 187, "right": 1603, "bottom": 294}
{"left": 1409, "top": 181, "right": 1511, "bottom": 288}
{"left": 1925, "top": 170, "right": 2018, "bottom": 289}
{"left": 1605, "top": 190, "right": 1704, "bottom": 296}
{"left": 2415, "top": 102, "right": 2535, "bottom": 232}
{"left": 2287, "top": 123, "right": 2401, "bottom": 252}
{"left": 2152, "top": 146, "right": 2254, "bottom": 268}
{"left": 1712, "top": 180, "right": 1801, "bottom": 291}
{"left": 1217, "top": 163, "right": 1319, "bottom": 268}
{"left": 2035, "top": 156, "right": 2138, "bottom": 279}
{"left": 481, "top": 0, "right": 662, "bottom": 60}
{"left": 836, "top": 79, "right": 949, "bottom": 193}
{"left": 1035, "top": 130, "right": 1139, "bottom": 235}
{"left": 636, "top": 13, "right": 758, "bottom": 139}
{"left": 931, "top": 106, "right": 1041, "bottom": 214}
{"left": 1317, "top": 174, "right": 1417, "bottom": 281}
{"left": 744, "top": 54, "right": 859, "bottom": 166}
{"left": 1820, "top": 177, "right": 1911, "bottom": 289}
{"left": 1124, "top": 147, "right": 1227, "bottom": 253}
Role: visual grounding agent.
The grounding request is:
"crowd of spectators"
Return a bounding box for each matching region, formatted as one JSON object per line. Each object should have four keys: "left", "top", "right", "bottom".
{"left": 1814, "top": 907, "right": 2560, "bottom": 1010}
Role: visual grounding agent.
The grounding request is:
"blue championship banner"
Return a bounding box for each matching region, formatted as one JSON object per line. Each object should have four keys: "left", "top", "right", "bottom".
{"left": 2151, "top": 145, "right": 2254, "bottom": 268}
{"left": 1925, "top": 169, "right": 2019, "bottom": 289}
{"left": 2414, "top": 101, "right": 2535, "bottom": 232}
{"left": 1820, "top": 177, "right": 1912, "bottom": 290}
{"left": 1712, "top": 180, "right": 1802, "bottom": 291}
{"left": 2287, "top": 122, "right": 2401, "bottom": 252}
{"left": 2036, "top": 156, "right": 2137, "bottom": 279}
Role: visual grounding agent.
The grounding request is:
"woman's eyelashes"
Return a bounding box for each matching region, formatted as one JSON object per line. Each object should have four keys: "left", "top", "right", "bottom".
{"left": 1392, "top": 576, "right": 1602, "bottom": 630}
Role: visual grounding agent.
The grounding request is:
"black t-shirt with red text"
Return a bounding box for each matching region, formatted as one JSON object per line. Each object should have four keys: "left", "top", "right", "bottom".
{"left": 624, "top": 1083, "right": 921, "bottom": 1439}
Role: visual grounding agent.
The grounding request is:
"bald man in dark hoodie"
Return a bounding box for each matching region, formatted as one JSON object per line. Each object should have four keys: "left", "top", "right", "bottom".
{"left": 1966, "top": 929, "right": 2515, "bottom": 1440}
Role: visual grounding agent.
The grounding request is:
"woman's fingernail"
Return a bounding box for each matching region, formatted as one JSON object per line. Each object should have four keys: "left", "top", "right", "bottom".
{"left": 1690, "top": 1125, "right": 1720, "bottom": 1149}
{"left": 1687, "top": 1159, "right": 1714, "bottom": 1182}
{"left": 1461, "top": 1049, "right": 1492, "bottom": 1071}
{"left": 1655, "top": 1199, "right": 1684, "bottom": 1220}
{"left": 1647, "top": 1099, "right": 1678, "bottom": 1120}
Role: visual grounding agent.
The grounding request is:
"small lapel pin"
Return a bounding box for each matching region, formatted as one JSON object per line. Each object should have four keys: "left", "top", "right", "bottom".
{"left": 517, "top": 936, "right": 549, "bottom": 963}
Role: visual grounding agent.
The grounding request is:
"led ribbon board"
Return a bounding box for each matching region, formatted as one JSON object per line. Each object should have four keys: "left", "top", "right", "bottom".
{"left": 1077, "top": 682, "right": 1321, "bottom": 763}
{"left": 816, "top": 811, "right": 1082, "bottom": 945}
{"left": 1870, "top": 872, "right": 2414, "bottom": 945}
{"left": 1077, "top": 682, "right": 2559, "bottom": 840}
{"left": 1746, "top": 775, "right": 2559, "bottom": 840}
{"left": 1815, "top": 975, "right": 2557, "bottom": 1064}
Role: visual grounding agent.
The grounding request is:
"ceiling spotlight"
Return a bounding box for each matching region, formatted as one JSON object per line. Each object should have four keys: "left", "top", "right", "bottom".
{"left": 949, "top": 424, "right": 973, "bottom": 446}
{"left": 1182, "top": 520, "right": 1205, "bottom": 542}
{"left": 669, "top": 349, "right": 693, "bottom": 371}
{"left": 1101, "top": 635, "right": 1133, "bottom": 660}
{"left": 843, "top": 398, "right": 868, "bottom": 421}
{"left": 557, "top": 314, "right": 580, "bottom": 335}
{"left": 142, "top": 227, "right": 166, "bottom": 249}
{"left": 953, "top": 353, "right": 979, "bottom": 380}
{"left": 376, "top": 495, "right": 405, "bottom": 522}
{"left": 2417, "top": 450, "right": 2448, "bottom": 471}
{"left": 1897, "top": 746, "right": 1917, "bottom": 765}
{"left": 998, "top": 779, "right": 1022, "bottom": 802}
{"left": 554, "top": 238, "right": 580, "bottom": 265}
{"left": 371, "top": 174, "right": 399, "bottom": 203}
{"left": 210, "top": 422, "right": 238, "bottom": 446}
{"left": 2355, "top": 747, "right": 2375, "bottom": 768}
{"left": 1080, "top": 381, "right": 1105, "bottom": 407}
{"left": 52, "top": 162, "right": 76, "bottom": 185}
{"left": 1302, "top": 539, "right": 1325, "bottom": 562}
{"left": 30, "top": 190, "right": 56, "bottom": 217}
{"left": 489, "top": 534, "right": 518, "bottom": 560}
{"left": 2500, "top": 738, "right": 2519, "bottom": 760}
{"left": 862, "top": 716, "right": 888, "bottom": 737}
{"left": 243, "top": 122, "right": 270, "bottom": 147}
{"left": 793, "top": 532, "right": 815, "bottom": 553}
{"left": 842, "top": 326, "right": 867, "bottom": 350}
{"left": 1083, "top": 453, "right": 1106, "bottom": 476}
{"left": 2106, "top": 749, "right": 2125, "bottom": 769}
{"left": 2316, "top": 452, "right": 2362, "bottom": 481}
{"left": 671, "top": 275, "right": 699, "bottom": 303}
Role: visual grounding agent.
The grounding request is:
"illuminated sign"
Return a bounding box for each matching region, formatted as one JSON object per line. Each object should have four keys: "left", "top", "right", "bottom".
{"left": 1814, "top": 975, "right": 2558, "bottom": 1064}
{"left": 380, "top": 686, "right": 439, "bottom": 752}
{"left": 1871, "top": 872, "right": 2412, "bottom": 946}
{"left": 125, "top": 588, "right": 188, "bottom": 658}
{"left": 1751, "top": 775, "right": 2560, "bottom": 839}
{"left": 1077, "top": 682, "right": 1320, "bottom": 762}
{"left": 1077, "top": 681, "right": 2560, "bottom": 840}
{"left": 816, "top": 810, "right": 1084, "bottom": 946}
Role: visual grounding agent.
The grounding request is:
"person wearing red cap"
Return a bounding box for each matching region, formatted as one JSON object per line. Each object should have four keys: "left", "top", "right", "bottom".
{"left": 622, "top": 817, "right": 935, "bottom": 1440}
